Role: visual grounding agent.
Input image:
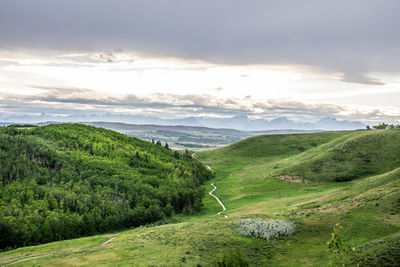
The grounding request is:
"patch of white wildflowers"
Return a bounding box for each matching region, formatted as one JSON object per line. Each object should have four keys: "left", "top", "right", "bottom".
{"left": 233, "top": 218, "right": 296, "bottom": 241}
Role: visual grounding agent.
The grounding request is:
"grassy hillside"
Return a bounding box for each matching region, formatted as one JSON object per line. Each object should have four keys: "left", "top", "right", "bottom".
{"left": 196, "top": 131, "right": 351, "bottom": 171}
{"left": 1, "top": 129, "right": 399, "bottom": 266}
{"left": 0, "top": 124, "right": 212, "bottom": 249}
{"left": 280, "top": 130, "right": 400, "bottom": 182}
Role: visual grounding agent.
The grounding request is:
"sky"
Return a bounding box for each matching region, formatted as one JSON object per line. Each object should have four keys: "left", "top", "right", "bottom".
{"left": 0, "top": 0, "right": 399, "bottom": 125}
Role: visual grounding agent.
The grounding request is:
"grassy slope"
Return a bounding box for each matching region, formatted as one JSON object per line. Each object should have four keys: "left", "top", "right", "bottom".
{"left": 280, "top": 130, "right": 400, "bottom": 182}
{"left": 195, "top": 131, "right": 354, "bottom": 217}
{"left": 196, "top": 131, "right": 351, "bottom": 171}
{"left": 1, "top": 130, "right": 399, "bottom": 266}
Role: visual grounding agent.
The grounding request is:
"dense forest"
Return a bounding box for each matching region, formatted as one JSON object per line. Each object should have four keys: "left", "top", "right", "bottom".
{"left": 0, "top": 124, "right": 213, "bottom": 249}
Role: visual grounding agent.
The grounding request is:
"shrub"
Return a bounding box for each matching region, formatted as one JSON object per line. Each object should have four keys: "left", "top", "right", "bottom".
{"left": 327, "top": 223, "right": 356, "bottom": 267}
{"left": 233, "top": 218, "right": 296, "bottom": 241}
{"left": 213, "top": 249, "right": 249, "bottom": 267}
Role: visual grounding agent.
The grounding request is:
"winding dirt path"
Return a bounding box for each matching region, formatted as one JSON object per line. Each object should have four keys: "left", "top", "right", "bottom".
{"left": 101, "top": 236, "right": 117, "bottom": 246}
{"left": 192, "top": 152, "right": 227, "bottom": 215}
{"left": 209, "top": 182, "right": 227, "bottom": 215}
{"left": 4, "top": 236, "right": 118, "bottom": 265}
{"left": 5, "top": 254, "right": 50, "bottom": 266}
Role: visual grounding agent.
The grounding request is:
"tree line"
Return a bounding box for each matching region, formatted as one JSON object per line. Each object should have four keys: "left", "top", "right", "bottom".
{"left": 366, "top": 123, "right": 400, "bottom": 130}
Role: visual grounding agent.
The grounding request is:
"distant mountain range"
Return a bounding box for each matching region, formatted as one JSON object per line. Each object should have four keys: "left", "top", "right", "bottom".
{"left": 163, "top": 116, "right": 365, "bottom": 131}
{"left": 2, "top": 115, "right": 364, "bottom": 131}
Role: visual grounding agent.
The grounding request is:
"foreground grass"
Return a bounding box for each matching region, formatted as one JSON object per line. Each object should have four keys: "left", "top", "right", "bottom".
{"left": 0, "top": 218, "right": 276, "bottom": 266}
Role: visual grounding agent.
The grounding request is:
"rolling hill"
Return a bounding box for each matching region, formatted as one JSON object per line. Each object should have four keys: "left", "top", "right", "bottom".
{"left": 279, "top": 130, "right": 400, "bottom": 182}
{"left": 0, "top": 128, "right": 399, "bottom": 266}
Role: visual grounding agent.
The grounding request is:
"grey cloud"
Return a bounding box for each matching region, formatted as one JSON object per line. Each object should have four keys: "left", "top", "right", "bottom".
{"left": 29, "top": 85, "right": 94, "bottom": 95}
{"left": 341, "top": 73, "right": 386, "bottom": 86}
{"left": 224, "top": 99, "right": 238, "bottom": 105}
{"left": 1, "top": 0, "right": 399, "bottom": 84}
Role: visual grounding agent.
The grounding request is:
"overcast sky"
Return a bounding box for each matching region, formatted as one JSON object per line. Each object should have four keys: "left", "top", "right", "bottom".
{"left": 0, "top": 0, "right": 399, "bottom": 124}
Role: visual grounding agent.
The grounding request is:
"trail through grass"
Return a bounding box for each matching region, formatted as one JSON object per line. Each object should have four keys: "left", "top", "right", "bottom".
{"left": 209, "top": 182, "right": 227, "bottom": 215}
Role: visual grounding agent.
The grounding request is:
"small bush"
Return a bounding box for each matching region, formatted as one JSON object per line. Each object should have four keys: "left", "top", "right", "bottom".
{"left": 213, "top": 249, "right": 249, "bottom": 267}
{"left": 233, "top": 218, "right": 296, "bottom": 241}
{"left": 327, "top": 223, "right": 356, "bottom": 267}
